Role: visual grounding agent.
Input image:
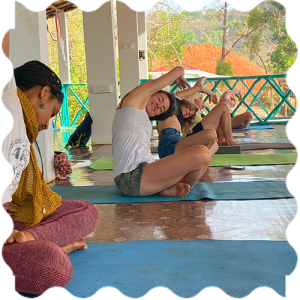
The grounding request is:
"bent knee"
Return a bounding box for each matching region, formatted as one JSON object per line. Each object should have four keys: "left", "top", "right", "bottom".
{"left": 246, "top": 111, "right": 253, "bottom": 119}
{"left": 206, "top": 128, "right": 217, "bottom": 141}
{"left": 190, "top": 145, "right": 212, "bottom": 165}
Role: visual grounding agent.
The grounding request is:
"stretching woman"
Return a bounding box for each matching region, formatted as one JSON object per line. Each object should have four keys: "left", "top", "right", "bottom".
{"left": 181, "top": 78, "right": 253, "bottom": 141}
{"left": 157, "top": 98, "right": 219, "bottom": 159}
{"left": 112, "top": 66, "right": 213, "bottom": 198}
{"left": 2, "top": 39, "right": 98, "bottom": 296}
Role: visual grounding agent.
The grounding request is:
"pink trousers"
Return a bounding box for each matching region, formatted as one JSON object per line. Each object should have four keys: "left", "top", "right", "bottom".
{"left": 2, "top": 200, "right": 99, "bottom": 295}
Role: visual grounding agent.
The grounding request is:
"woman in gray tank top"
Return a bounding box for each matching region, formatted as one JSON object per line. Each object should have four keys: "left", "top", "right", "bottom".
{"left": 113, "top": 66, "right": 216, "bottom": 198}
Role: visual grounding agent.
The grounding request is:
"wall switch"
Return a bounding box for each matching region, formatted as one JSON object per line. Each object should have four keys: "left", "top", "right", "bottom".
{"left": 92, "top": 85, "right": 111, "bottom": 94}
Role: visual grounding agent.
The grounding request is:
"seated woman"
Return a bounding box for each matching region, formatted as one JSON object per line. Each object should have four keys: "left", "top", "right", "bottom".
{"left": 157, "top": 98, "right": 219, "bottom": 159}
{"left": 2, "top": 46, "right": 99, "bottom": 295}
{"left": 112, "top": 66, "right": 213, "bottom": 198}
{"left": 182, "top": 78, "right": 253, "bottom": 143}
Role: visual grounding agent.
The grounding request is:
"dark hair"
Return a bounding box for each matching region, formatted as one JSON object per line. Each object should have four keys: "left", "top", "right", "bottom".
{"left": 149, "top": 90, "right": 177, "bottom": 121}
{"left": 14, "top": 60, "right": 64, "bottom": 104}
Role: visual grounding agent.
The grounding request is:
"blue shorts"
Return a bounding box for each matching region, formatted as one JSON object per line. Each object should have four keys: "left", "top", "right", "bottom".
{"left": 158, "top": 128, "right": 183, "bottom": 159}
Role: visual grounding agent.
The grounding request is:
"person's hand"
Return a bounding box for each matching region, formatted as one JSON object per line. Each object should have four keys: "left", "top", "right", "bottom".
{"left": 209, "top": 93, "right": 218, "bottom": 104}
{"left": 195, "top": 76, "right": 207, "bottom": 87}
{"left": 194, "top": 99, "right": 205, "bottom": 110}
{"left": 170, "top": 75, "right": 189, "bottom": 90}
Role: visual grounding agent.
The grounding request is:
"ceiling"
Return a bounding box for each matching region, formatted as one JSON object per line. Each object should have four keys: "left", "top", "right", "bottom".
{"left": 46, "top": 0, "right": 77, "bottom": 19}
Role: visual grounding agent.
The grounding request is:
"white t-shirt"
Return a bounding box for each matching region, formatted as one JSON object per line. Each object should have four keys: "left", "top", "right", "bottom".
{"left": 112, "top": 107, "right": 155, "bottom": 178}
{"left": 2, "top": 77, "right": 30, "bottom": 204}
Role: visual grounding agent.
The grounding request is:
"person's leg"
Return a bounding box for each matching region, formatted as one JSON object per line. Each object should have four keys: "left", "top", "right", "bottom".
{"left": 140, "top": 145, "right": 211, "bottom": 197}
{"left": 3, "top": 240, "right": 72, "bottom": 295}
{"left": 3, "top": 200, "right": 99, "bottom": 251}
{"left": 201, "top": 102, "right": 238, "bottom": 145}
{"left": 26, "top": 200, "right": 99, "bottom": 248}
{"left": 231, "top": 112, "right": 253, "bottom": 129}
{"left": 175, "top": 128, "right": 219, "bottom": 155}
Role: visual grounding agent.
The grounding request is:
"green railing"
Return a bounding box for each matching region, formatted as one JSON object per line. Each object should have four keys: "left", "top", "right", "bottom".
{"left": 143, "top": 74, "right": 296, "bottom": 125}
{"left": 54, "top": 74, "right": 296, "bottom": 128}
{"left": 53, "top": 83, "right": 89, "bottom": 128}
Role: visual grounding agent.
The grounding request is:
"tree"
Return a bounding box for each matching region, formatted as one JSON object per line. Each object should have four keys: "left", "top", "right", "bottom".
{"left": 244, "top": 0, "right": 297, "bottom": 74}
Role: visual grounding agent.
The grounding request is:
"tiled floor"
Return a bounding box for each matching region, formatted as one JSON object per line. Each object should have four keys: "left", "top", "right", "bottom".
{"left": 50, "top": 125, "right": 297, "bottom": 243}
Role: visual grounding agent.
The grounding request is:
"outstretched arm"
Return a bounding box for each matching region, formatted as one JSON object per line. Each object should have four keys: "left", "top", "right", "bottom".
{"left": 220, "top": 89, "right": 243, "bottom": 102}
{"left": 1, "top": 29, "right": 9, "bottom": 60}
{"left": 175, "top": 76, "right": 218, "bottom": 104}
{"left": 123, "top": 66, "right": 186, "bottom": 109}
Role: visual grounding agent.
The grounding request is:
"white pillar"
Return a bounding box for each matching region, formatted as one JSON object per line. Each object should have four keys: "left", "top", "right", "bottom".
{"left": 9, "top": 3, "right": 55, "bottom": 183}
{"left": 137, "top": 11, "right": 148, "bottom": 80}
{"left": 117, "top": 1, "right": 140, "bottom": 98}
{"left": 82, "top": 0, "right": 119, "bottom": 144}
{"left": 57, "top": 12, "right": 71, "bottom": 84}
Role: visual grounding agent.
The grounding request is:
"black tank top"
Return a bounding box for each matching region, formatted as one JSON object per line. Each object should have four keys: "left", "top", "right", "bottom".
{"left": 175, "top": 97, "right": 184, "bottom": 127}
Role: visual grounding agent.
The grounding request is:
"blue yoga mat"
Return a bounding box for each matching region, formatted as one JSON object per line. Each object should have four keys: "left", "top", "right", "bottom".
{"left": 65, "top": 240, "right": 296, "bottom": 298}
{"left": 51, "top": 181, "right": 292, "bottom": 204}
{"left": 233, "top": 125, "right": 274, "bottom": 131}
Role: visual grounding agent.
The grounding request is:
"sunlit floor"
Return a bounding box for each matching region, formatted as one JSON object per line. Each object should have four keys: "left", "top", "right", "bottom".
{"left": 50, "top": 124, "right": 297, "bottom": 243}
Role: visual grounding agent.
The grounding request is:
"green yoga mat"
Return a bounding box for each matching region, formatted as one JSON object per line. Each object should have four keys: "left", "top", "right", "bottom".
{"left": 89, "top": 157, "right": 114, "bottom": 170}
{"left": 89, "top": 154, "right": 297, "bottom": 171}
{"left": 209, "top": 153, "right": 297, "bottom": 167}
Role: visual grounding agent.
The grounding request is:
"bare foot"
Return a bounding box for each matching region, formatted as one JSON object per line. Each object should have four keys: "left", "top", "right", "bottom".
{"left": 4, "top": 229, "right": 34, "bottom": 245}
{"left": 61, "top": 239, "right": 88, "bottom": 255}
{"left": 227, "top": 138, "right": 238, "bottom": 146}
{"left": 159, "top": 182, "right": 191, "bottom": 198}
{"left": 218, "top": 140, "right": 230, "bottom": 146}
{"left": 196, "top": 76, "right": 207, "bottom": 86}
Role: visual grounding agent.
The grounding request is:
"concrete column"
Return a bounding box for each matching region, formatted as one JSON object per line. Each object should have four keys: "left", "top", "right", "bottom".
{"left": 137, "top": 11, "right": 148, "bottom": 80}
{"left": 82, "top": 0, "right": 119, "bottom": 144}
{"left": 9, "top": 3, "right": 55, "bottom": 183}
{"left": 57, "top": 12, "right": 71, "bottom": 84}
{"left": 117, "top": 1, "right": 140, "bottom": 98}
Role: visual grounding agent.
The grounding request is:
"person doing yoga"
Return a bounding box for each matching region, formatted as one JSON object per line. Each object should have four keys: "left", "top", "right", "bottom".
{"left": 157, "top": 97, "right": 219, "bottom": 159}
{"left": 181, "top": 78, "right": 253, "bottom": 142}
{"left": 2, "top": 33, "right": 98, "bottom": 295}
{"left": 112, "top": 66, "right": 213, "bottom": 198}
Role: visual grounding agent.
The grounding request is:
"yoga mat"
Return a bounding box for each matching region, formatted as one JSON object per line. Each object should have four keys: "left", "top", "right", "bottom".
{"left": 51, "top": 181, "right": 293, "bottom": 204}
{"left": 65, "top": 240, "right": 296, "bottom": 298}
{"left": 89, "top": 157, "right": 113, "bottom": 170}
{"left": 209, "top": 153, "right": 297, "bottom": 167}
{"left": 240, "top": 142, "right": 295, "bottom": 151}
{"left": 232, "top": 125, "right": 274, "bottom": 131}
{"left": 232, "top": 132, "right": 245, "bottom": 137}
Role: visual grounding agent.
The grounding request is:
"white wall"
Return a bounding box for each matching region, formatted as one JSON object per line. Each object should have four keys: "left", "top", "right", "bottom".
{"left": 83, "top": 0, "right": 119, "bottom": 144}
{"left": 137, "top": 11, "right": 148, "bottom": 80}
{"left": 57, "top": 12, "right": 71, "bottom": 84}
{"left": 117, "top": 1, "right": 140, "bottom": 98}
{"left": 10, "top": 2, "right": 55, "bottom": 183}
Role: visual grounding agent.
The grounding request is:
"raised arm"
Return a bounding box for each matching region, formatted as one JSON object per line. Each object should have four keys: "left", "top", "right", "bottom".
{"left": 122, "top": 66, "right": 186, "bottom": 109}
{"left": 1, "top": 29, "right": 9, "bottom": 60}
{"left": 220, "top": 89, "right": 242, "bottom": 102}
{"left": 175, "top": 76, "right": 218, "bottom": 104}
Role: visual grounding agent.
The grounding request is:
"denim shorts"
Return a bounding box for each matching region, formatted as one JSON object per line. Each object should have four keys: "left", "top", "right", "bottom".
{"left": 158, "top": 128, "right": 183, "bottom": 159}
{"left": 114, "top": 162, "right": 147, "bottom": 197}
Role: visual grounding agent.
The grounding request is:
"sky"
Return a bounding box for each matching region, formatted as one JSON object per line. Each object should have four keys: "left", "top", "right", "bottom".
{"left": 152, "top": 0, "right": 232, "bottom": 12}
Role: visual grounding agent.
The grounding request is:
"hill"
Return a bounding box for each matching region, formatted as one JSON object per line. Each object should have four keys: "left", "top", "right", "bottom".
{"left": 150, "top": 44, "right": 268, "bottom": 77}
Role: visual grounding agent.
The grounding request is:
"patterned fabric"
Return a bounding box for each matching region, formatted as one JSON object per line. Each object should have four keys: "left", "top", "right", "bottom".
{"left": 114, "top": 162, "right": 147, "bottom": 196}
{"left": 7, "top": 88, "right": 62, "bottom": 227}
{"left": 54, "top": 152, "right": 72, "bottom": 179}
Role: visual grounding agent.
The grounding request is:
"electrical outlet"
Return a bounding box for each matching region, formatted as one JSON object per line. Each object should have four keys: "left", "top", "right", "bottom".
{"left": 92, "top": 85, "right": 111, "bottom": 94}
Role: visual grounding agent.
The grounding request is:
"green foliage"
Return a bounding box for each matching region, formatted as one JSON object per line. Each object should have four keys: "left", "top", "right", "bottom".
{"left": 244, "top": 0, "right": 297, "bottom": 74}
{"left": 216, "top": 58, "right": 234, "bottom": 76}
